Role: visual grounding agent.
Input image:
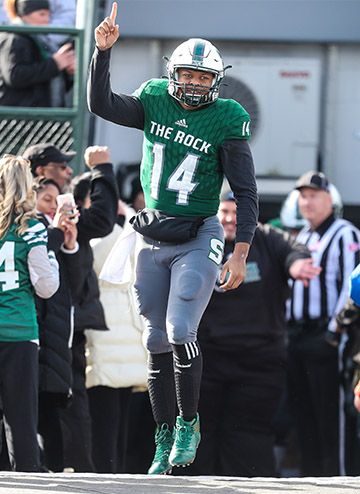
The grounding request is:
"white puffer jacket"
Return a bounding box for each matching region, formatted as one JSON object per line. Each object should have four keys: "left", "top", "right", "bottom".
{"left": 85, "top": 220, "right": 147, "bottom": 390}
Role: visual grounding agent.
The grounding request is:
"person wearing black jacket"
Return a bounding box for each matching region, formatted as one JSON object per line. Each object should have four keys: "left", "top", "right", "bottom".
{"left": 58, "top": 145, "right": 118, "bottom": 472}
{"left": 0, "top": 0, "right": 75, "bottom": 107}
{"left": 187, "top": 190, "right": 321, "bottom": 477}
{"left": 33, "top": 177, "right": 80, "bottom": 472}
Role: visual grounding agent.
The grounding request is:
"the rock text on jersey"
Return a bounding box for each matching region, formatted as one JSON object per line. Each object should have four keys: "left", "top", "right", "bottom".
{"left": 150, "top": 121, "right": 212, "bottom": 154}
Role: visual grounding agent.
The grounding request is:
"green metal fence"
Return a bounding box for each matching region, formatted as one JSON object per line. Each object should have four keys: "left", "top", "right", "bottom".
{"left": 0, "top": 24, "right": 88, "bottom": 175}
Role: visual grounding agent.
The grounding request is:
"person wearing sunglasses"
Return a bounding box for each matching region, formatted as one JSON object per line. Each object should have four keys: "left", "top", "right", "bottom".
{"left": 23, "top": 142, "right": 75, "bottom": 192}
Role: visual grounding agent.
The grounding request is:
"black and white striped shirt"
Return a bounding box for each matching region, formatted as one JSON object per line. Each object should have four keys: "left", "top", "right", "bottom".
{"left": 288, "top": 214, "right": 360, "bottom": 331}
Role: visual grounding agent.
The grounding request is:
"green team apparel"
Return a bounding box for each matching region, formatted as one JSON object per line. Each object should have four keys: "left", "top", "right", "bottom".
{"left": 0, "top": 219, "right": 47, "bottom": 341}
{"left": 133, "top": 79, "right": 251, "bottom": 217}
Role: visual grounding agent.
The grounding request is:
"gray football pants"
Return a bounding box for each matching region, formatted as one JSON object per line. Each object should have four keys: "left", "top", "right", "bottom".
{"left": 134, "top": 215, "right": 224, "bottom": 354}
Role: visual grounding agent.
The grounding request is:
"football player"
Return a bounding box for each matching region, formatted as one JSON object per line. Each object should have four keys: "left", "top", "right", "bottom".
{"left": 88, "top": 2, "right": 258, "bottom": 474}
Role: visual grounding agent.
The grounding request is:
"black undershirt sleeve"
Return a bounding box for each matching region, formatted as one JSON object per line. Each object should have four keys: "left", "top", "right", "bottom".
{"left": 87, "top": 46, "right": 145, "bottom": 130}
{"left": 220, "top": 139, "right": 259, "bottom": 244}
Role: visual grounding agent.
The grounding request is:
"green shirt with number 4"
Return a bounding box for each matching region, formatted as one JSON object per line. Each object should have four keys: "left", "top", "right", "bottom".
{"left": 0, "top": 219, "right": 47, "bottom": 341}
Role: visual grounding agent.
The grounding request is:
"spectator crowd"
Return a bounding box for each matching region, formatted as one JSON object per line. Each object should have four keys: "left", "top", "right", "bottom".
{"left": 2, "top": 141, "right": 360, "bottom": 477}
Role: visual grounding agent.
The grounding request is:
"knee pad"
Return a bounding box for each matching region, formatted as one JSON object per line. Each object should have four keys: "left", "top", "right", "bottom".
{"left": 167, "top": 318, "right": 190, "bottom": 345}
{"left": 143, "top": 326, "right": 172, "bottom": 354}
{"left": 178, "top": 269, "right": 204, "bottom": 301}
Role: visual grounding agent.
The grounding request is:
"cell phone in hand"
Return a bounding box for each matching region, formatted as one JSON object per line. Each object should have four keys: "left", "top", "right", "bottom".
{"left": 56, "top": 193, "right": 79, "bottom": 224}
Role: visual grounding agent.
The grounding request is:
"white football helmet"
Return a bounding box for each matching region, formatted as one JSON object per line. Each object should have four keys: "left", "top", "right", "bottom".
{"left": 280, "top": 190, "right": 309, "bottom": 231}
{"left": 328, "top": 183, "right": 343, "bottom": 219}
{"left": 166, "top": 38, "right": 228, "bottom": 107}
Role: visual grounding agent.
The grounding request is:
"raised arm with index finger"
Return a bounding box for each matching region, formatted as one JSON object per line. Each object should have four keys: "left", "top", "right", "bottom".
{"left": 95, "top": 2, "right": 119, "bottom": 51}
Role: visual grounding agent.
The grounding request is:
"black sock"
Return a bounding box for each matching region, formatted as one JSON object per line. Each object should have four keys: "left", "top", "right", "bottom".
{"left": 171, "top": 341, "right": 203, "bottom": 422}
{"left": 147, "top": 352, "right": 176, "bottom": 429}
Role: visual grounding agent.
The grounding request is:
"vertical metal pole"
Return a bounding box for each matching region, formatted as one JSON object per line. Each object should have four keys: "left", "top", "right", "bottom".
{"left": 322, "top": 44, "right": 339, "bottom": 182}
{"left": 74, "top": 0, "right": 100, "bottom": 174}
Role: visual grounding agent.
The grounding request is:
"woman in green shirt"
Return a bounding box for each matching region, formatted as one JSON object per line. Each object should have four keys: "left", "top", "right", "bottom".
{"left": 0, "top": 154, "right": 59, "bottom": 471}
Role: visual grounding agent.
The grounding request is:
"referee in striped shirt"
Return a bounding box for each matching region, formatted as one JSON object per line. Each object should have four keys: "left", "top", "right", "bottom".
{"left": 287, "top": 171, "right": 360, "bottom": 477}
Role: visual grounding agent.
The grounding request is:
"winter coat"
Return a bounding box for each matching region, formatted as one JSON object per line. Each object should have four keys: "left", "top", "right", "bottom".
{"left": 35, "top": 215, "right": 81, "bottom": 401}
{"left": 0, "top": 30, "right": 59, "bottom": 107}
{"left": 67, "top": 162, "right": 118, "bottom": 332}
{"left": 85, "top": 219, "right": 148, "bottom": 390}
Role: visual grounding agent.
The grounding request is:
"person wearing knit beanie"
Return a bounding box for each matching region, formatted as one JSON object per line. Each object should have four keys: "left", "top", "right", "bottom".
{"left": 15, "top": 0, "right": 50, "bottom": 16}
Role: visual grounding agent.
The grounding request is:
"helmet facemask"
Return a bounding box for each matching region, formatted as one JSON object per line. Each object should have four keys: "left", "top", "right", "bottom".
{"left": 166, "top": 39, "right": 228, "bottom": 108}
{"left": 170, "top": 67, "right": 218, "bottom": 107}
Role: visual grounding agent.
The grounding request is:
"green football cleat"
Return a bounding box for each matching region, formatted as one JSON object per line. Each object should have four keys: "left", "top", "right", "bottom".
{"left": 148, "top": 423, "right": 175, "bottom": 475}
{"left": 169, "top": 414, "right": 201, "bottom": 467}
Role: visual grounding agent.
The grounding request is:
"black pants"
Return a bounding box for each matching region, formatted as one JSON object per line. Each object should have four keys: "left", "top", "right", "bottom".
{"left": 187, "top": 341, "right": 286, "bottom": 477}
{"left": 287, "top": 327, "right": 341, "bottom": 476}
{"left": 125, "top": 390, "right": 156, "bottom": 474}
{"left": 0, "top": 341, "right": 40, "bottom": 472}
{"left": 59, "top": 332, "right": 95, "bottom": 472}
{"left": 38, "top": 392, "right": 70, "bottom": 472}
{"left": 88, "top": 385, "right": 132, "bottom": 473}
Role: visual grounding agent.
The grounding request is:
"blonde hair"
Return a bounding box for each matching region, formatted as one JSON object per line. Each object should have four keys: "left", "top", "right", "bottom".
{"left": 3, "top": 0, "right": 17, "bottom": 21}
{"left": 0, "top": 154, "right": 37, "bottom": 239}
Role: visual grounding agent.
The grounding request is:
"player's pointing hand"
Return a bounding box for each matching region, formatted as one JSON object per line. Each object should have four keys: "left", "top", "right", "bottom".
{"left": 95, "top": 2, "right": 119, "bottom": 51}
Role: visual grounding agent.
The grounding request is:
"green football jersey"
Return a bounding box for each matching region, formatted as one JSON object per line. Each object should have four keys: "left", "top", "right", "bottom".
{"left": 133, "top": 79, "right": 251, "bottom": 217}
{"left": 0, "top": 219, "right": 47, "bottom": 341}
